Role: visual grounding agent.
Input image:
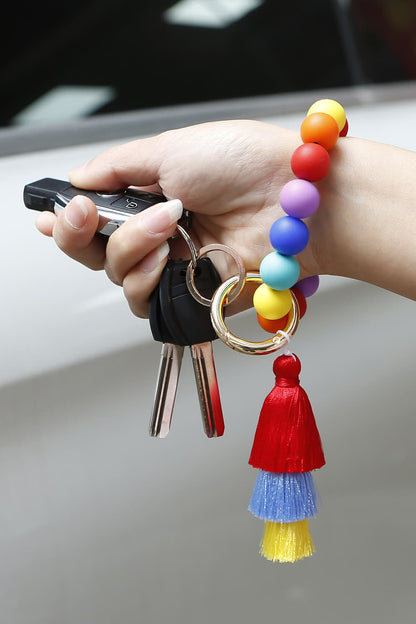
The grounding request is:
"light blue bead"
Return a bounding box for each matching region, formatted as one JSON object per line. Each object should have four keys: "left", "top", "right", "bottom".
{"left": 260, "top": 251, "right": 300, "bottom": 291}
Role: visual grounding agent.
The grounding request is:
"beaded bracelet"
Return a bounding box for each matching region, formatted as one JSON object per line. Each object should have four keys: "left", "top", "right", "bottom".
{"left": 246, "top": 98, "right": 348, "bottom": 563}
{"left": 253, "top": 98, "right": 347, "bottom": 330}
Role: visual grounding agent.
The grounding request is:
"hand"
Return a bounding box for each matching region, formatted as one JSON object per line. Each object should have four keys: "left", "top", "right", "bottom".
{"left": 36, "top": 120, "right": 315, "bottom": 317}
{"left": 35, "top": 119, "right": 416, "bottom": 305}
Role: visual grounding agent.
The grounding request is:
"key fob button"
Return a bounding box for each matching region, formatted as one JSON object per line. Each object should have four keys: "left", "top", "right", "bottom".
{"left": 110, "top": 196, "right": 152, "bottom": 213}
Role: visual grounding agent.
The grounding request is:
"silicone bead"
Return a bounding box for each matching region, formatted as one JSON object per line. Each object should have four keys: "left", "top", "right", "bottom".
{"left": 280, "top": 179, "right": 320, "bottom": 218}
{"left": 260, "top": 252, "right": 300, "bottom": 291}
{"left": 291, "top": 143, "right": 330, "bottom": 181}
{"left": 295, "top": 275, "right": 320, "bottom": 297}
{"left": 269, "top": 216, "right": 309, "bottom": 256}
{"left": 300, "top": 112, "right": 339, "bottom": 150}
{"left": 292, "top": 287, "right": 307, "bottom": 318}
{"left": 307, "top": 99, "right": 346, "bottom": 132}
{"left": 257, "top": 313, "right": 289, "bottom": 334}
{"left": 257, "top": 288, "right": 306, "bottom": 332}
{"left": 253, "top": 284, "right": 292, "bottom": 320}
{"left": 339, "top": 119, "right": 349, "bottom": 137}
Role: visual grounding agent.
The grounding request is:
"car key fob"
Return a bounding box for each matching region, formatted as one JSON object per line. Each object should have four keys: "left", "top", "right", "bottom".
{"left": 23, "top": 177, "right": 166, "bottom": 235}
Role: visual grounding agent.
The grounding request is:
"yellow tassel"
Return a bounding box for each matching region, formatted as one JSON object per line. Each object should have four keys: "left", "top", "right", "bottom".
{"left": 260, "top": 519, "right": 315, "bottom": 562}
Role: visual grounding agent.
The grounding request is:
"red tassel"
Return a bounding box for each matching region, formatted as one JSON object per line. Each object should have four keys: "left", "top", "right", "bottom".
{"left": 248, "top": 354, "right": 325, "bottom": 473}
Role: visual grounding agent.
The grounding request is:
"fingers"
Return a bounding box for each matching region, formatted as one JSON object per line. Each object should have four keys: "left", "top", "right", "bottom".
{"left": 35, "top": 211, "right": 56, "bottom": 236}
{"left": 122, "top": 242, "right": 170, "bottom": 318}
{"left": 69, "top": 134, "right": 162, "bottom": 191}
{"left": 105, "top": 199, "right": 182, "bottom": 283}
{"left": 105, "top": 199, "right": 182, "bottom": 318}
{"left": 36, "top": 195, "right": 107, "bottom": 270}
{"left": 104, "top": 199, "right": 183, "bottom": 318}
{"left": 35, "top": 193, "right": 183, "bottom": 317}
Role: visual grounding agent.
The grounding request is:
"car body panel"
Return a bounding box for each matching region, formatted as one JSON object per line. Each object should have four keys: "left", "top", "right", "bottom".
{"left": 1, "top": 87, "right": 415, "bottom": 623}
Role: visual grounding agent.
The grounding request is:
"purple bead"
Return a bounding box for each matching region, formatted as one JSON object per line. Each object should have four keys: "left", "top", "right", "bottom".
{"left": 280, "top": 179, "right": 320, "bottom": 218}
{"left": 295, "top": 275, "right": 320, "bottom": 297}
{"left": 269, "top": 216, "right": 309, "bottom": 256}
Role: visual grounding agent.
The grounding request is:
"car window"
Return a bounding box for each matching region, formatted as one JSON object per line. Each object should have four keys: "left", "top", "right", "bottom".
{"left": 2, "top": 0, "right": 416, "bottom": 128}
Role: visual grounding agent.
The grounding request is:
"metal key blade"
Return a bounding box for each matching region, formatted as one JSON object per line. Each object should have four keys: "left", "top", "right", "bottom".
{"left": 149, "top": 343, "right": 184, "bottom": 438}
{"left": 190, "top": 342, "right": 225, "bottom": 438}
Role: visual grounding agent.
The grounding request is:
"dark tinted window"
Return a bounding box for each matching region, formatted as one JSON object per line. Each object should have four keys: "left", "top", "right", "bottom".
{"left": 2, "top": 0, "right": 416, "bottom": 127}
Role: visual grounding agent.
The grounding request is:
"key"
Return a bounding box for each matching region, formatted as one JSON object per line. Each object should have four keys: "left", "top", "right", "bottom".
{"left": 149, "top": 258, "right": 225, "bottom": 438}
{"left": 149, "top": 342, "right": 184, "bottom": 438}
{"left": 24, "top": 177, "right": 166, "bottom": 235}
{"left": 148, "top": 264, "right": 184, "bottom": 439}
{"left": 163, "top": 258, "right": 225, "bottom": 438}
{"left": 190, "top": 341, "right": 224, "bottom": 438}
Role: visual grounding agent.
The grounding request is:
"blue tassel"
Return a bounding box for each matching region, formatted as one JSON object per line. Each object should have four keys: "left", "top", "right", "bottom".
{"left": 248, "top": 470, "right": 319, "bottom": 523}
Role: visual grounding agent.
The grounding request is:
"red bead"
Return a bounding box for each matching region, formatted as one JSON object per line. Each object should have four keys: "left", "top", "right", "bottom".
{"left": 292, "top": 288, "right": 307, "bottom": 319}
{"left": 339, "top": 119, "right": 349, "bottom": 137}
{"left": 300, "top": 112, "right": 339, "bottom": 150}
{"left": 291, "top": 143, "right": 330, "bottom": 181}
{"left": 257, "top": 312, "right": 289, "bottom": 334}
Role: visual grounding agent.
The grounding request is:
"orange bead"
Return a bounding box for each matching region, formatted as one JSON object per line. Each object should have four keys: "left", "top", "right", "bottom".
{"left": 257, "top": 313, "right": 289, "bottom": 334}
{"left": 301, "top": 112, "right": 340, "bottom": 150}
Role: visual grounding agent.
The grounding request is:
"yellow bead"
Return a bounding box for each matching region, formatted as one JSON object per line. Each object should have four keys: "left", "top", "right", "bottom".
{"left": 307, "top": 99, "right": 346, "bottom": 132}
{"left": 253, "top": 284, "right": 292, "bottom": 320}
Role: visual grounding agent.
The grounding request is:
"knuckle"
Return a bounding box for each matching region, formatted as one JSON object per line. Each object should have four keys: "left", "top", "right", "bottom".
{"left": 104, "top": 261, "right": 122, "bottom": 286}
{"left": 52, "top": 226, "right": 71, "bottom": 253}
{"left": 122, "top": 276, "right": 149, "bottom": 319}
{"left": 122, "top": 272, "right": 138, "bottom": 300}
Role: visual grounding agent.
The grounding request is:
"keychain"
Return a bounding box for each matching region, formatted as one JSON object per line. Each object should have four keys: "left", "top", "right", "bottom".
{"left": 23, "top": 98, "right": 348, "bottom": 564}
{"left": 207, "top": 98, "right": 348, "bottom": 562}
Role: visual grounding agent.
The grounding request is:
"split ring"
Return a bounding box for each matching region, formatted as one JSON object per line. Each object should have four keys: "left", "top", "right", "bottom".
{"left": 210, "top": 272, "right": 300, "bottom": 355}
{"left": 176, "top": 224, "right": 198, "bottom": 266}
{"left": 186, "top": 244, "right": 246, "bottom": 307}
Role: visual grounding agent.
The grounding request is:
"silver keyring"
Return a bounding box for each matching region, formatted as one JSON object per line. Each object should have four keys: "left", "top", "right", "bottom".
{"left": 210, "top": 272, "right": 300, "bottom": 355}
{"left": 186, "top": 244, "right": 246, "bottom": 307}
{"left": 175, "top": 224, "right": 198, "bottom": 266}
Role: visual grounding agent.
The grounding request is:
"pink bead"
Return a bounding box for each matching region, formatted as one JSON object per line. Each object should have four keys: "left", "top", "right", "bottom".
{"left": 279, "top": 179, "right": 320, "bottom": 219}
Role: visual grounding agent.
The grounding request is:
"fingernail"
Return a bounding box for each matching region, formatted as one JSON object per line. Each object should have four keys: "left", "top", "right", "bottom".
{"left": 64, "top": 196, "right": 89, "bottom": 229}
{"left": 141, "top": 199, "right": 183, "bottom": 234}
{"left": 141, "top": 241, "right": 170, "bottom": 273}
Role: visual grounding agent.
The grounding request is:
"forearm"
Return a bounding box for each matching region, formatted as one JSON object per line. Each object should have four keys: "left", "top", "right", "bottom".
{"left": 313, "top": 137, "right": 416, "bottom": 299}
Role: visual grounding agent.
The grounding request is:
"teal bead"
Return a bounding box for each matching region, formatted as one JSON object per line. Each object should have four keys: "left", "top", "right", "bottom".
{"left": 260, "top": 252, "right": 300, "bottom": 291}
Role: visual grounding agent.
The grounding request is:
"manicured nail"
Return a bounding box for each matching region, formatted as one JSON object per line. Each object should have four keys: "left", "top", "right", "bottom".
{"left": 141, "top": 241, "right": 170, "bottom": 273}
{"left": 141, "top": 199, "right": 183, "bottom": 234}
{"left": 64, "top": 196, "right": 89, "bottom": 229}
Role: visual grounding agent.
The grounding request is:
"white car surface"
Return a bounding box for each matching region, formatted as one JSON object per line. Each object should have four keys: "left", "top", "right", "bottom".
{"left": 1, "top": 85, "right": 415, "bottom": 624}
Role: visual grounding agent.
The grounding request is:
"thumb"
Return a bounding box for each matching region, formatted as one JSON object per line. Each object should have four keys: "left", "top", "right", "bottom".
{"left": 69, "top": 134, "right": 162, "bottom": 191}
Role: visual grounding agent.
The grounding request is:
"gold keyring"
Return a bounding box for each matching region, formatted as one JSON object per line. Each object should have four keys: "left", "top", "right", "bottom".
{"left": 186, "top": 244, "right": 246, "bottom": 307}
{"left": 210, "top": 272, "right": 300, "bottom": 355}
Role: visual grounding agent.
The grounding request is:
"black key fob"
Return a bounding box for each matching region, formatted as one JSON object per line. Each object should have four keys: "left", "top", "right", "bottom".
{"left": 149, "top": 258, "right": 222, "bottom": 346}
{"left": 23, "top": 177, "right": 166, "bottom": 235}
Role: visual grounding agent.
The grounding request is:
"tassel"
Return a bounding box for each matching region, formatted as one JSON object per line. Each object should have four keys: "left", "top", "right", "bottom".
{"left": 248, "top": 354, "right": 324, "bottom": 562}
{"left": 249, "top": 354, "right": 325, "bottom": 473}
{"left": 260, "top": 520, "right": 315, "bottom": 563}
{"left": 248, "top": 470, "right": 318, "bottom": 523}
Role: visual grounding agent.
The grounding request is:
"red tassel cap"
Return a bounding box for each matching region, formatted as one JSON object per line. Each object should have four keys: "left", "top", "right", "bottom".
{"left": 249, "top": 354, "right": 325, "bottom": 473}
